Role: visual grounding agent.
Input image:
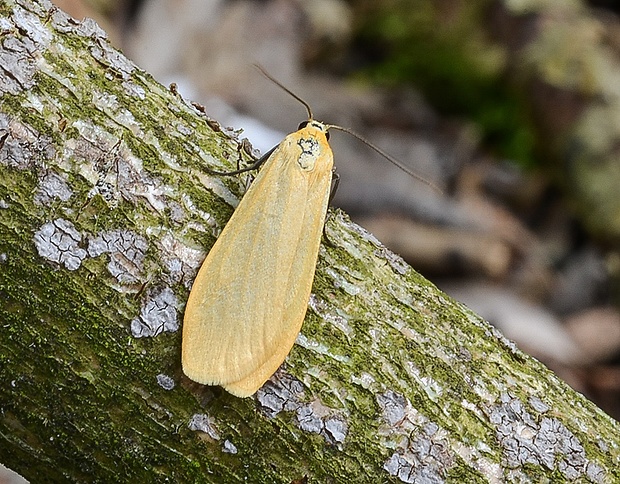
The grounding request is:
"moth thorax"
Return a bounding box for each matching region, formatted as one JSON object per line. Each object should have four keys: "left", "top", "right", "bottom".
{"left": 296, "top": 137, "right": 321, "bottom": 171}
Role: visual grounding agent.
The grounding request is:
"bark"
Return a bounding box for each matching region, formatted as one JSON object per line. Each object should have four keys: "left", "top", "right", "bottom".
{"left": 0, "top": 0, "right": 619, "bottom": 482}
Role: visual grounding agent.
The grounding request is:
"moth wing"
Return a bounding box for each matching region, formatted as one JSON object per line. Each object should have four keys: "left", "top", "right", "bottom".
{"left": 182, "top": 130, "right": 333, "bottom": 394}
{"left": 222, "top": 328, "right": 301, "bottom": 396}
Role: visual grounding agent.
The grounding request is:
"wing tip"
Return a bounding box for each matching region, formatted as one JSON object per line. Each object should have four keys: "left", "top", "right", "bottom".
{"left": 181, "top": 360, "right": 264, "bottom": 398}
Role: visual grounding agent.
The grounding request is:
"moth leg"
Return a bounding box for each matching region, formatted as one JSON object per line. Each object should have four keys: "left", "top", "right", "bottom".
{"left": 328, "top": 169, "right": 340, "bottom": 205}
{"left": 206, "top": 146, "right": 277, "bottom": 176}
{"left": 322, "top": 169, "right": 340, "bottom": 247}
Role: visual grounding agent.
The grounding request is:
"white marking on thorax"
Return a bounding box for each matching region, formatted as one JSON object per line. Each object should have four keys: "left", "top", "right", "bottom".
{"left": 297, "top": 137, "right": 320, "bottom": 170}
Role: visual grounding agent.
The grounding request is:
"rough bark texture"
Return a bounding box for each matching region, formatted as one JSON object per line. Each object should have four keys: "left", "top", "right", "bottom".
{"left": 0, "top": 0, "right": 619, "bottom": 482}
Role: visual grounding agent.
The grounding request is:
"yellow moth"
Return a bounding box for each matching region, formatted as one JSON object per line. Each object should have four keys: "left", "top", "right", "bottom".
{"left": 182, "top": 69, "right": 434, "bottom": 397}
{"left": 182, "top": 82, "right": 334, "bottom": 397}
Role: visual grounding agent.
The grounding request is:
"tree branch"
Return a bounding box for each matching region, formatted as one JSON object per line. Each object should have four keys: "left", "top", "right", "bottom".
{"left": 0, "top": 0, "right": 618, "bottom": 482}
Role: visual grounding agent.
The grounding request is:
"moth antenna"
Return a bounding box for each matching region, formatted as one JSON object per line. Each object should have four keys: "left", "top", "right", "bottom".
{"left": 328, "top": 125, "right": 443, "bottom": 194}
{"left": 255, "top": 64, "right": 442, "bottom": 194}
{"left": 254, "top": 64, "right": 313, "bottom": 120}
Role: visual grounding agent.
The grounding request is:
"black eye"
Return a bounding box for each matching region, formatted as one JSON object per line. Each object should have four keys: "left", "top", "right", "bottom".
{"left": 325, "top": 131, "right": 330, "bottom": 141}
{"left": 298, "top": 121, "right": 309, "bottom": 130}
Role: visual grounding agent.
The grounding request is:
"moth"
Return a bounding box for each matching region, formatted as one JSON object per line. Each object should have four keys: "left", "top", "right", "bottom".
{"left": 182, "top": 68, "right": 435, "bottom": 397}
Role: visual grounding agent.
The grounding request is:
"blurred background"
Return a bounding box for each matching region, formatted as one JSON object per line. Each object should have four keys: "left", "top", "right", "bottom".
{"left": 5, "top": 0, "right": 620, "bottom": 481}
{"left": 46, "top": 0, "right": 620, "bottom": 428}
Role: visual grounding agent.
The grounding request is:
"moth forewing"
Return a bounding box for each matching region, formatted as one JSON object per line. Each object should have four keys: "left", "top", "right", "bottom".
{"left": 182, "top": 122, "right": 334, "bottom": 397}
